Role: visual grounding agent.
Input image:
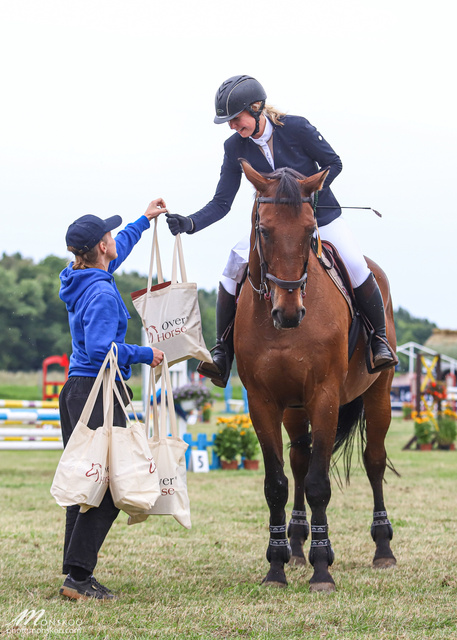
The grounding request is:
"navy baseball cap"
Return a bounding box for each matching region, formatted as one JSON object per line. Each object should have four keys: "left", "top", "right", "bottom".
{"left": 65, "top": 214, "right": 122, "bottom": 254}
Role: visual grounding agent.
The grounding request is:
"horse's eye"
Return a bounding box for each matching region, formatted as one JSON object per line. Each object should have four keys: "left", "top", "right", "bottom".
{"left": 260, "top": 227, "right": 270, "bottom": 239}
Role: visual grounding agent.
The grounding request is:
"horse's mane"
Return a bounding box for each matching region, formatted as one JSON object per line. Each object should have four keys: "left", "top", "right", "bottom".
{"left": 262, "top": 167, "right": 306, "bottom": 211}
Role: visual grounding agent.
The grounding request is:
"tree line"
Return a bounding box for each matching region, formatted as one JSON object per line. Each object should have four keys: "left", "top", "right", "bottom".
{"left": 0, "top": 252, "right": 434, "bottom": 373}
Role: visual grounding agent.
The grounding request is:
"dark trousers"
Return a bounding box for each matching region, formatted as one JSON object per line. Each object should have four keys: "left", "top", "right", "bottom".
{"left": 59, "top": 376, "right": 131, "bottom": 575}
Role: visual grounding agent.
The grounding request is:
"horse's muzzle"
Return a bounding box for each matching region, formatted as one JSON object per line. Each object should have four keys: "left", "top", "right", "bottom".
{"left": 271, "top": 305, "right": 306, "bottom": 330}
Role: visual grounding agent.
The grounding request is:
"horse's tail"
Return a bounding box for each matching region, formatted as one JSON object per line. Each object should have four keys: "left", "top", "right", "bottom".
{"left": 331, "top": 396, "right": 399, "bottom": 486}
{"left": 332, "top": 396, "right": 365, "bottom": 486}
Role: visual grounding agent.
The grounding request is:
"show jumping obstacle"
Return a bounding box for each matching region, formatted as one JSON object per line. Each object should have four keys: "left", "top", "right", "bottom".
{"left": 0, "top": 404, "right": 145, "bottom": 450}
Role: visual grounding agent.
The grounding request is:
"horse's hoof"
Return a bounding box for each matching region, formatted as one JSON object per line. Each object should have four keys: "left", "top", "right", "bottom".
{"left": 289, "top": 555, "right": 306, "bottom": 567}
{"left": 261, "top": 580, "right": 288, "bottom": 589}
{"left": 373, "top": 557, "right": 397, "bottom": 569}
{"left": 309, "top": 581, "right": 336, "bottom": 593}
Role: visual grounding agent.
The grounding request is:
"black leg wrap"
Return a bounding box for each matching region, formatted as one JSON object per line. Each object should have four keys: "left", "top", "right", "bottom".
{"left": 287, "top": 509, "right": 310, "bottom": 540}
{"left": 370, "top": 510, "right": 393, "bottom": 541}
{"left": 266, "top": 524, "right": 292, "bottom": 564}
{"left": 308, "top": 524, "right": 335, "bottom": 567}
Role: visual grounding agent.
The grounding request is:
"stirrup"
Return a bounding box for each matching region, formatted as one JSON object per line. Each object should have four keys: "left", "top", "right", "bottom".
{"left": 366, "top": 331, "right": 398, "bottom": 374}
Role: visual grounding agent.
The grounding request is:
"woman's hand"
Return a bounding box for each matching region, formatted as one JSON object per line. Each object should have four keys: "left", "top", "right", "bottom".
{"left": 151, "top": 348, "right": 165, "bottom": 368}
{"left": 144, "top": 198, "right": 167, "bottom": 221}
{"left": 165, "top": 213, "right": 194, "bottom": 235}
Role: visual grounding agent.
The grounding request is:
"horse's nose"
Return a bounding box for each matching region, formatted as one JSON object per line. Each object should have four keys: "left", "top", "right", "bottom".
{"left": 271, "top": 305, "right": 306, "bottom": 329}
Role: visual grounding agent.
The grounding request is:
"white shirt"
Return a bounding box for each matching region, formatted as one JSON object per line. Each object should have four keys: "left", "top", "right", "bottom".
{"left": 250, "top": 117, "right": 275, "bottom": 170}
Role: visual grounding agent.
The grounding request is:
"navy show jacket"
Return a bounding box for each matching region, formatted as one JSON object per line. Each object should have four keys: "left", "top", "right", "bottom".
{"left": 189, "top": 115, "right": 343, "bottom": 232}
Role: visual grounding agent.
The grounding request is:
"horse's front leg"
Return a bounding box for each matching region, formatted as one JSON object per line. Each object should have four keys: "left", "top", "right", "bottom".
{"left": 305, "top": 401, "right": 339, "bottom": 592}
{"left": 283, "top": 408, "right": 311, "bottom": 566}
{"left": 249, "top": 400, "right": 290, "bottom": 587}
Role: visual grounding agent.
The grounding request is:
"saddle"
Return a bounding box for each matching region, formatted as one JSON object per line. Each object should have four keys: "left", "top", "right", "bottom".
{"left": 313, "top": 239, "right": 393, "bottom": 373}
{"left": 235, "top": 239, "right": 392, "bottom": 373}
{"left": 313, "top": 240, "right": 361, "bottom": 363}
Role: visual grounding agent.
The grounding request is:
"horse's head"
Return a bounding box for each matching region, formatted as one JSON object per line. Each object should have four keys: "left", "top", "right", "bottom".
{"left": 240, "top": 159, "right": 329, "bottom": 330}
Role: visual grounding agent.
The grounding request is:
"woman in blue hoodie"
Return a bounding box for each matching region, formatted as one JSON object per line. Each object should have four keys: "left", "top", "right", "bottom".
{"left": 58, "top": 198, "right": 166, "bottom": 600}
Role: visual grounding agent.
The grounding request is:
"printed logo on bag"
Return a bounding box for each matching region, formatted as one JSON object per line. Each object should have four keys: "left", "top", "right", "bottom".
{"left": 85, "top": 463, "right": 101, "bottom": 482}
{"left": 159, "top": 475, "right": 178, "bottom": 496}
{"left": 146, "top": 316, "right": 188, "bottom": 344}
{"left": 147, "top": 457, "right": 157, "bottom": 474}
{"left": 85, "top": 463, "right": 109, "bottom": 484}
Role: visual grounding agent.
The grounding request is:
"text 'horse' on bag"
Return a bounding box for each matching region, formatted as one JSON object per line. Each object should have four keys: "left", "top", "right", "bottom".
{"left": 131, "top": 219, "right": 212, "bottom": 367}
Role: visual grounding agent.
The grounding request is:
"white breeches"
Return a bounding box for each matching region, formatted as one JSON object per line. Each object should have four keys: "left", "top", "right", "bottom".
{"left": 220, "top": 216, "right": 371, "bottom": 296}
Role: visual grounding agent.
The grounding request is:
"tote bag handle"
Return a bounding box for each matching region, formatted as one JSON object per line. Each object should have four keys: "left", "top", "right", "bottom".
{"left": 107, "top": 344, "right": 142, "bottom": 427}
{"left": 145, "top": 355, "right": 179, "bottom": 441}
{"left": 146, "top": 218, "right": 165, "bottom": 291}
{"left": 78, "top": 350, "right": 115, "bottom": 428}
{"left": 171, "top": 233, "right": 188, "bottom": 284}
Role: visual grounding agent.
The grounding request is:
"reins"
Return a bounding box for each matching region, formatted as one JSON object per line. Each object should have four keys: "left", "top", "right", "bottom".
{"left": 248, "top": 195, "right": 314, "bottom": 300}
{"left": 247, "top": 194, "right": 380, "bottom": 301}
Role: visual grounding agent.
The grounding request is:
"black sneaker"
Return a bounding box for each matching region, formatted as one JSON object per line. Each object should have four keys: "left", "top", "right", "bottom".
{"left": 60, "top": 574, "right": 116, "bottom": 600}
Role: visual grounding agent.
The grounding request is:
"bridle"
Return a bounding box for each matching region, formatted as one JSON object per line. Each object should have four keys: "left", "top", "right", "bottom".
{"left": 248, "top": 194, "right": 315, "bottom": 300}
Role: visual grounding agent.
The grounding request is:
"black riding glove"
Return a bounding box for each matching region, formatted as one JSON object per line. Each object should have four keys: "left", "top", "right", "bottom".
{"left": 165, "top": 213, "right": 194, "bottom": 236}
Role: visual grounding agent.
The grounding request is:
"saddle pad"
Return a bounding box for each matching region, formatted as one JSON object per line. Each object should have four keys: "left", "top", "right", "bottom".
{"left": 318, "top": 241, "right": 355, "bottom": 317}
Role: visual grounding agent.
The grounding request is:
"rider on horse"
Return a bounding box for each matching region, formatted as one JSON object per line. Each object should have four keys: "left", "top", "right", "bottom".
{"left": 165, "top": 75, "right": 398, "bottom": 386}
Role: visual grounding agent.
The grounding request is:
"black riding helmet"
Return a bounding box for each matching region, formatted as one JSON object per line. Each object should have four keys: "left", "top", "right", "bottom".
{"left": 214, "top": 75, "right": 267, "bottom": 135}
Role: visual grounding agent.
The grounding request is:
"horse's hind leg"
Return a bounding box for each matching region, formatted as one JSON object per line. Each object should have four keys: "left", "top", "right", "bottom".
{"left": 362, "top": 373, "right": 397, "bottom": 569}
{"left": 283, "top": 408, "right": 311, "bottom": 566}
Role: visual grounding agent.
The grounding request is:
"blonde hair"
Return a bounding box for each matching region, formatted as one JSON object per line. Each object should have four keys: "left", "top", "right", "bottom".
{"left": 250, "top": 101, "right": 286, "bottom": 127}
{"left": 67, "top": 245, "right": 100, "bottom": 270}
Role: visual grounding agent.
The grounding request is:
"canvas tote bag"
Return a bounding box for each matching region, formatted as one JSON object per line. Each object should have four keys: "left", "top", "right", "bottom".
{"left": 131, "top": 219, "right": 212, "bottom": 367}
{"left": 50, "top": 351, "right": 112, "bottom": 512}
{"left": 107, "top": 347, "right": 161, "bottom": 517}
{"left": 128, "top": 355, "right": 191, "bottom": 529}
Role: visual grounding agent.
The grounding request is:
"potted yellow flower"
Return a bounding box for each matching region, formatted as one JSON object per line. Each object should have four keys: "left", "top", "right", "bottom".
{"left": 437, "top": 409, "right": 457, "bottom": 450}
{"left": 238, "top": 417, "right": 260, "bottom": 470}
{"left": 201, "top": 402, "right": 212, "bottom": 423}
{"left": 213, "top": 414, "right": 260, "bottom": 470}
{"left": 412, "top": 410, "right": 435, "bottom": 450}
{"left": 213, "top": 417, "right": 242, "bottom": 469}
{"left": 402, "top": 402, "right": 413, "bottom": 420}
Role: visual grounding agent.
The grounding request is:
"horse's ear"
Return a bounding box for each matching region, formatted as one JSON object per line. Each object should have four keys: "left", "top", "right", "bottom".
{"left": 299, "top": 169, "right": 330, "bottom": 195}
{"left": 239, "top": 158, "right": 270, "bottom": 193}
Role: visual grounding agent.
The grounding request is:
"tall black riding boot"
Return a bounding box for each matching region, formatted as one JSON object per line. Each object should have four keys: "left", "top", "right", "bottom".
{"left": 197, "top": 283, "right": 236, "bottom": 388}
{"left": 353, "top": 273, "right": 398, "bottom": 372}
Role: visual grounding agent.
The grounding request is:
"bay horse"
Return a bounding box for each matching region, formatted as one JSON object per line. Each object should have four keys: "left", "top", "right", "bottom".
{"left": 234, "top": 160, "right": 397, "bottom": 592}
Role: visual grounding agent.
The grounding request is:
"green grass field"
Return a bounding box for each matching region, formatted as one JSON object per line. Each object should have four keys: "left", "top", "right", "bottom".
{"left": 0, "top": 417, "right": 456, "bottom": 639}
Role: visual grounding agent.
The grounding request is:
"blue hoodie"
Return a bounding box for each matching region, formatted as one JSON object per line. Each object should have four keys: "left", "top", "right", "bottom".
{"left": 59, "top": 215, "right": 154, "bottom": 379}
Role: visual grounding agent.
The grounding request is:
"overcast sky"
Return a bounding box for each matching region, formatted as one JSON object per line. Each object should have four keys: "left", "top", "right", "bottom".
{"left": 1, "top": 0, "right": 456, "bottom": 330}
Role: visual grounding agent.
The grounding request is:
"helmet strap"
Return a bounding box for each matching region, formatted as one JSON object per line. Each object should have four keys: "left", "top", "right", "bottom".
{"left": 247, "top": 100, "right": 266, "bottom": 136}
